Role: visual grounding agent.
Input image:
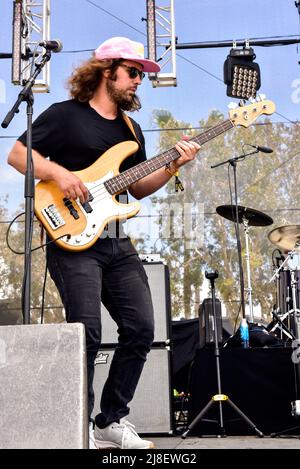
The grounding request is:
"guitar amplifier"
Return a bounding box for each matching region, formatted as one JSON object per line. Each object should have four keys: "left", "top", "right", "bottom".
{"left": 101, "top": 262, "right": 171, "bottom": 344}
{"left": 92, "top": 346, "right": 173, "bottom": 433}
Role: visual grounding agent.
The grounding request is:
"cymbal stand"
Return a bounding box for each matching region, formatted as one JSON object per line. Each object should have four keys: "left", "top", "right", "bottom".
{"left": 274, "top": 262, "right": 285, "bottom": 340}
{"left": 242, "top": 217, "right": 254, "bottom": 323}
{"left": 268, "top": 251, "right": 296, "bottom": 340}
{"left": 290, "top": 268, "right": 300, "bottom": 317}
{"left": 288, "top": 268, "right": 300, "bottom": 353}
{"left": 269, "top": 252, "right": 291, "bottom": 284}
{"left": 269, "top": 310, "right": 294, "bottom": 341}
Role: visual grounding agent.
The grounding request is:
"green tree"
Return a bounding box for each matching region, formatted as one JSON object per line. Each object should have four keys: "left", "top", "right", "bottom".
{"left": 0, "top": 199, "right": 64, "bottom": 324}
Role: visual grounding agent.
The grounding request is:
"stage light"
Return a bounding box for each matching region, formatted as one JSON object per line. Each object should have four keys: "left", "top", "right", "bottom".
{"left": 223, "top": 46, "right": 261, "bottom": 100}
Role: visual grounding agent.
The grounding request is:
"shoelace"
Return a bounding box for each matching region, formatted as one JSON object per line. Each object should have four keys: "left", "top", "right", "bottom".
{"left": 121, "top": 419, "right": 136, "bottom": 432}
{"left": 115, "top": 420, "right": 139, "bottom": 448}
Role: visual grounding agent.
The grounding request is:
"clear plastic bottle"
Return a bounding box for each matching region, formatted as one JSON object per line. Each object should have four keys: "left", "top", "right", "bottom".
{"left": 240, "top": 318, "right": 249, "bottom": 348}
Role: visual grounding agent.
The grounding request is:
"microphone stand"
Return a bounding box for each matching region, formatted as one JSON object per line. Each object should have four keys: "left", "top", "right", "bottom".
{"left": 211, "top": 149, "right": 259, "bottom": 319}
{"left": 1, "top": 51, "right": 52, "bottom": 324}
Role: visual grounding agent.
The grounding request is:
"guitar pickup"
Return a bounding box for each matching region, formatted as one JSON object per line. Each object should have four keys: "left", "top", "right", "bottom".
{"left": 70, "top": 208, "right": 79, "bottom": 219}
{"left": 81, "top": 191, "right": 94, "bottom": 214}
{"left": 63, "top": 198, "right": 79, "bottom": 220}
{"left": 81, "top": 201, "right": 93, "bottom": 213}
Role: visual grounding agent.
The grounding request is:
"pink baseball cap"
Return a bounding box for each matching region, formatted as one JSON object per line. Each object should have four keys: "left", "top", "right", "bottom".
{"left": 94, "top": 37, "right": 160, "bottom": 73}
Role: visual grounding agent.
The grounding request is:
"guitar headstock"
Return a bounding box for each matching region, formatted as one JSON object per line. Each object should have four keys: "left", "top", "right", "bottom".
{"left": 229, "top": 97, "right": 276, "bottom": 128}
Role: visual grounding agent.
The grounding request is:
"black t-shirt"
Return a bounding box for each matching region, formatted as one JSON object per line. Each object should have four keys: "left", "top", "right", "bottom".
{"left": 18, "top": 99, "right": 146, "bottom": 172}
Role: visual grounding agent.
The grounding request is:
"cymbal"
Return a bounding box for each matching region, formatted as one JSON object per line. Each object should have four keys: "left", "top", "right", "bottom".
{"left": 216, "top": 205, "right": 273, "bottom": 226}
{"left": 268, "top": 225, "right": 300, "bottom": 251}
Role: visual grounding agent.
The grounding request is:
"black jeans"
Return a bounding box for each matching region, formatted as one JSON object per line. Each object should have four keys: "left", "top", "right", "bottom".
{"left": 46, "top": 236, "right": 154, "bottom": 428}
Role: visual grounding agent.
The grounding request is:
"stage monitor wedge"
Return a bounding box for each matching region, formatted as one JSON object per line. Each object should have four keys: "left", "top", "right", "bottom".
{"left": 0, "top": 323, "right": 88, "bottom": 449}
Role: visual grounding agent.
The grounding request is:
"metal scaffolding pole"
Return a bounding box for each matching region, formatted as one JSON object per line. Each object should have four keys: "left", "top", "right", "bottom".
{"left": 12, "top": 0, "right": 51, "bottom": 92}
{"left": 175, "top": 37, "right": 300, "bottom": 50}
{"left": 146, "top": 0, "right": 177, "bottom": 87}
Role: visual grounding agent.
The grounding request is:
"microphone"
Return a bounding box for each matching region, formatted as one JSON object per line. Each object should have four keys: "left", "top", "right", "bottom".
{"left": 39, "top": 40, "right": 63, "bottom": 53}
{"left": 272, "top": 249, "right": 285, "bottom": 268}
{"left": 275, "top": 249, "right": 285, "bottom": 261}
{"left": 248, "top": 144, "right": 273, "bottom": 153}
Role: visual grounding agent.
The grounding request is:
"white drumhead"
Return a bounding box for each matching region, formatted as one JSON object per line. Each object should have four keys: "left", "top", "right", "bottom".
{"left": 287, "top": 252, "right": 300, "bottom": 270}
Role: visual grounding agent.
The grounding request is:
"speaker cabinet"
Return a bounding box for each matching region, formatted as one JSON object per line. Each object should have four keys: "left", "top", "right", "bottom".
{"left": 199, "top": 298, "right": 223, "bottom": 347}
{"left": 101, "top": 262, "right": 171, "bottom": 344}
{"left": 0, "top": 323, "right": 88, "bottom": 449}
{"left": 92, "top": 346, "right": 173, "bottom": 434}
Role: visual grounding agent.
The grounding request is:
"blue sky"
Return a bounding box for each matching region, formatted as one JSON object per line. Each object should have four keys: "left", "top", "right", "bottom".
{"left": 0, "top": 0, "right": 299, "bottom": 220}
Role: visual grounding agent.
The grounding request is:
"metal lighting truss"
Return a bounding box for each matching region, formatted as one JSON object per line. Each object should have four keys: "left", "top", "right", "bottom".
{"left": 146, "top": 0, "right": 177, "bottom": 87}
{"left": 12, "top": 0, "right": 51, "bottom": 92}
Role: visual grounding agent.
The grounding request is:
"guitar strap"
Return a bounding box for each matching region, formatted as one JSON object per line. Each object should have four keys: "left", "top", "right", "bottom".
{"left": 121, "top": 112, "right": 142, "bottom": 148}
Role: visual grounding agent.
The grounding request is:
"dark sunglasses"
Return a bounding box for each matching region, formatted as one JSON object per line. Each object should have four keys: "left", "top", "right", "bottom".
{"left": 119, "top": 64, "right": 145, "bottom": 80}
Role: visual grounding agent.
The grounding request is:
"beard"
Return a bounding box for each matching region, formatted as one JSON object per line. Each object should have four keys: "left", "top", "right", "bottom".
{"left": 106, "top": 79, "right": 141, "bottom": 112}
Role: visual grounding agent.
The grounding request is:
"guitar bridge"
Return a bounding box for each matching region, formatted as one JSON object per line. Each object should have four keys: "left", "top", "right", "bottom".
{"left": 42, "top": 204, "right": 66, "bottom": 230}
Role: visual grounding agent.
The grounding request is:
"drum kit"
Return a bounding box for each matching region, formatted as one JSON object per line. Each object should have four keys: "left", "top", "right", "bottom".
{"left": 216, "top": 204, "right": 300, "bottom": 341}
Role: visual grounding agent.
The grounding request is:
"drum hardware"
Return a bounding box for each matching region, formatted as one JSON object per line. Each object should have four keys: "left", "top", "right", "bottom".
{"left": 269, "top": 249, "right": 296, "bottom": 340}
{"left": 268, "top": 310, "right": 294, "bottom": 341}
{"left": 216, "top": 204, "right": 273, "bottom": 323}
{"left": 268, "top": 249, "right": 288, "bottom": 339}
{"left": 268, "top": 225, "right": 300, "bottom": 433}
{"left": 290, "top": 267, "right": 300, "bottom": 319}
{"left": 269, "top": 249, "right": 293, "bottom": 284}
{"left": 269, "top": 266, "right": 300, "bottom": 435}
{"left": 268, "top": 229, "right": 300, "bottom": 339}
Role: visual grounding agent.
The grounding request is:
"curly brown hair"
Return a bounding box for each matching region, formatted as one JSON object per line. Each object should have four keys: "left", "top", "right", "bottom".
{"left": 67, "top": 57, "right": 141, "bottom": 111}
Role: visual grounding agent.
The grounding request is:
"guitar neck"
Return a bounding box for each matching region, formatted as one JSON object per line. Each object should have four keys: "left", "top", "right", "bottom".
{"left": 105, "top": 118, "right": 234, "bottom": 195}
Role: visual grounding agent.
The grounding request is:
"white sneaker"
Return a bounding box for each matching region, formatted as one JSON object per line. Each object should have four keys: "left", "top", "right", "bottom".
{"left": 94, "top": 418, "right": 154, "bottom": 449}
{"left": 89, "top": 421, "right": 98, "bottom": 449}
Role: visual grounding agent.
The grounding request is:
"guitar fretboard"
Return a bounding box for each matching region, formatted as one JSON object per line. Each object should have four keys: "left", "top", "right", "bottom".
{"left": 104, "top": 118, "right": 234, "bottom": 195}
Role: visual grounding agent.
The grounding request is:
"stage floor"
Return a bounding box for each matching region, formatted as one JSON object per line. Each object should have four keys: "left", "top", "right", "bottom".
{"left": 150, "top": 435, "right": 300, "bottom": 449}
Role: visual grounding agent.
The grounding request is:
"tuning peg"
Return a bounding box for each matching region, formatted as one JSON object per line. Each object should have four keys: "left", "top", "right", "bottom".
{"left": 248, "top": 97, "right": 256, "bottom": 104}
{"left": 238, "top": 99, "right": 247, "bottom": 107}
{"left": 257, "top": 93, "right": 266, "bottom": 101}
{"left": 228, "top": 102, "right": 238, "bottom": 110}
